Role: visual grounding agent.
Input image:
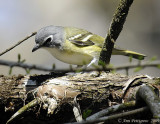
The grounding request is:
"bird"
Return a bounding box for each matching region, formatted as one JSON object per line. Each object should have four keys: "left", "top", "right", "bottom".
{"left": 32, "top": 26, "right": 146, "bottom": 67}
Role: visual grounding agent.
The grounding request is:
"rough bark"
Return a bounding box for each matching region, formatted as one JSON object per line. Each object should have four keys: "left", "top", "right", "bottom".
{"left": 0, "top": 72, "right": 160, "bottom": 124}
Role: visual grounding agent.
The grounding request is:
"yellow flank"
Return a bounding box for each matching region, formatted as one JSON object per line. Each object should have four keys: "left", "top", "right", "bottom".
{"left": 63, "top": 40, "right": 101, "bottom": 57}
{"left": 63, "top": 27, "right": 146, "bottom": 64}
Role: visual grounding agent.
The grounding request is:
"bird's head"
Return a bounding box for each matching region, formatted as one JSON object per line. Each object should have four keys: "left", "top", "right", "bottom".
{"left": 32, "top": 26, "right": 64, "bottom": 52}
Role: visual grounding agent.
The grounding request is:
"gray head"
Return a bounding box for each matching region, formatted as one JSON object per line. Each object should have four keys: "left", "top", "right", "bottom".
{"left": 32, "top": 26, "right": 64, "bottom": 52}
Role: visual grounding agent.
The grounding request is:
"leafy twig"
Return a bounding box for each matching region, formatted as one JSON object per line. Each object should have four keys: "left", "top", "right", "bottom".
{"left": 0, "top": 59, "right": 53, "bottom": 72}
{"left": 0, "top": 59, "right": 160, "bottom": 73}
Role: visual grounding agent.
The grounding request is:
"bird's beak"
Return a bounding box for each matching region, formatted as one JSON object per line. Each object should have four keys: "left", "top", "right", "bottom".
{"left": 32, "top": 44, "right": 40, "bottom": 52}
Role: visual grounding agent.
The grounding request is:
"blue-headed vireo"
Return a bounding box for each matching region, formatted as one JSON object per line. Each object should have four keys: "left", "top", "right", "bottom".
{"left": 32, "top": 26, "right": 146, "bottom": 66}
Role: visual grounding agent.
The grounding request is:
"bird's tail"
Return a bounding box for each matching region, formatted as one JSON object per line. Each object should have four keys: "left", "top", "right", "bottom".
{"left": 113, "top": 48, "right": 146, "bottom": 60}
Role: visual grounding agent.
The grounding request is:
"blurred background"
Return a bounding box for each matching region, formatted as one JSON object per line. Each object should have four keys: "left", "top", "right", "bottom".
{"left": 0, "top": 0, "right": 160, "bottom": 76}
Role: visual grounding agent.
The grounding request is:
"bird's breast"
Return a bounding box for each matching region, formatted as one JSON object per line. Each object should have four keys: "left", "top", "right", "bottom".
{"left": 43, "top": 47, "right": 93, "bottom": 65}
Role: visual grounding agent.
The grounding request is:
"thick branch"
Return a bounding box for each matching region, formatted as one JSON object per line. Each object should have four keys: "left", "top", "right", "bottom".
{"left": 0, "top": 72, "right": 160, "bottom": 123}
{"left": 136, "top": 85, "right": 160, "bottom": 119}
{"left": 99, "top": 0, "right": 134, "bottom": 64}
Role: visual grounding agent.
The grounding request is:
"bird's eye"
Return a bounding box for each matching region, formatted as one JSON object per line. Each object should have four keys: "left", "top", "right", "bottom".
{"left": 45, "top": 35, "right": 53, "bottom": 42}
{"left": 43, "top": 35, "right": 53, "bottom": 46}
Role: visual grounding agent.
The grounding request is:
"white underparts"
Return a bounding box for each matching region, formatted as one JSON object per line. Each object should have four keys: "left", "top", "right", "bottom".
{"left": 44, "top": 47, "right": 93, "bottom": 65}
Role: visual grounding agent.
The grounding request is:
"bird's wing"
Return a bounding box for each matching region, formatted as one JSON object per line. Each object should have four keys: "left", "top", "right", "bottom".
{"left": 65, "top": 27, "right": 105, "bottom": 47}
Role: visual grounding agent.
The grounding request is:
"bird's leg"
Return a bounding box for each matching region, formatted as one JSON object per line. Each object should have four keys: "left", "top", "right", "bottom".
{"left": 87, "top": 58, "right": 97, "bottom": 67}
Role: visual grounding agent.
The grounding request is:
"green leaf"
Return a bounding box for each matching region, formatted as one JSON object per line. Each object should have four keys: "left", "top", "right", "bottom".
{"left": 91, "top": 64, "right": 100, "bottom": 69}
{"left": 21, "top": 59, "right": 26, "bottom": 63}
{"left": 111, "top": 69, "right": 116, "bottom": 74}
{"left": 129, "top": 55, "right": 133, "bottom": 63}
{"left": 134, "top": 66, "right": 143, "bottom": 72}
{"left": 157, "top": 64, "right": 160, "bottom": 69}
{"left": 98, "top": 60, "right": 106, "bottom": 67}
{"left": 9, "top": 67, "right": 13, "bottom": 75}
{"left": 18, "top": 53, "right": 21, "bottom": 63}
{"left": 149, "top": 56, "right": 157, "bottom": 62}
{"left": 107, "top": 64, "right": 114, "bottom": 68}
{"left": 76, "top": 68, "right": 83, "bottom": 73}
{"left": 52, "top": 64, "right": 55, "bottom": 69}
{"left": 82, "top": 109, "right": 92, "bottom": 119}
{"left": 25, "top": 68, "right": 31, "bottom": 74}
{"left": 138, "top": 56, "right": 144, "bottom": 60}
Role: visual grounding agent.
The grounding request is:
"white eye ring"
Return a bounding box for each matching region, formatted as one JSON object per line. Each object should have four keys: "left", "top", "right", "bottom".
{"left": 44, "top": 35, "right": 53, "bottom": 43}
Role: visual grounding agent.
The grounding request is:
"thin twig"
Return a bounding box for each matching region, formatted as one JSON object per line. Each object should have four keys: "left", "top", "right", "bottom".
{"left": 0, "top": 59, "right": 53, "bottom": 72}
{"left": 0, "top": 32, "right": 37, "bottom": 56}
{"left": 0, "top": 59, "right": 160, "bottom": 73}
{"left": 66, "top": 107, "right": 148, "bottom": 124}
{"left": 86, "top": 101, "right": 135, "bottom": 120}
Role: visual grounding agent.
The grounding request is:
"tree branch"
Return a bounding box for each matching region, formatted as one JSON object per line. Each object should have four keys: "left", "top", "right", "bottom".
{"left": 86, "top": 101, "right": 135, "bottom": 121}
{"left": 136, "top": 85, "right": 160, "bottom": 119}
{"left": 67, "top": 107, "right": 148, "bottom": 124}
{"left": 99, "top": 0, "right": 134, "bottom": 65}
{"left": 0, "top": 32, "right": 37, "bottom": 56}
{"left": 1, "top": 72, "right": 159, "bottom": 123}
{"left": 0, "top": 59, "right": 159, "bottom": 73}
{"left": 0, "top": 59, "right": 54, "bottom": 72}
